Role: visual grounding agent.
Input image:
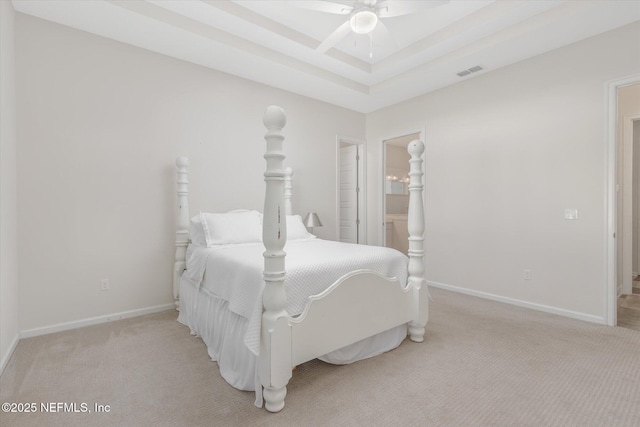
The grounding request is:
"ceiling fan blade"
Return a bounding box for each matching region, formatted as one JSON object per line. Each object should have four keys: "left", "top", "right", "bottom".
{"left": 316, "top": 20, "right": 352, "bottom": 53}
{"left": 290, "top": 1, "right": 354, "bottom": 15}
{"left": 377, "top": 0, "right": 449, "bottom": 18}
{"left": 374, "top": 20, "right": 398, "bottom": 50}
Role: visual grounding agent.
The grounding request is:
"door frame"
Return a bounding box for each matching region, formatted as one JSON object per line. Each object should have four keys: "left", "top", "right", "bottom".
{"left": 336, "top": 136, "right": 366, "bottom": 244}
{"left": 379, "top": 128, "right": 425, "bottom": 246}
{"left": 606, "top": 73, "right": 640, "bottom": 326}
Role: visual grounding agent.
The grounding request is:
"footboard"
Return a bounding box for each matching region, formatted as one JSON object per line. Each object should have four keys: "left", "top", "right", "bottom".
{"left": 289, "top": 270, "right": 417, "bottom": 366}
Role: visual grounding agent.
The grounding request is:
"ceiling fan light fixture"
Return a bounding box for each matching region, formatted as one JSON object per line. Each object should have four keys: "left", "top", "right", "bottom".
{"left": 349, "top": 10, "right": 378, "bottom": 34}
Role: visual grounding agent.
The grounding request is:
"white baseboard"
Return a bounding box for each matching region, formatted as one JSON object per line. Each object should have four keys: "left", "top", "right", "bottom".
{"left": 20, "top": 303, "right": 176, "bottom": 339}
{"left": 0, "top": 333, "right": 20, "bottom": 377}
{"left": 427, "top": 281, "right": 606, "bottom": 325}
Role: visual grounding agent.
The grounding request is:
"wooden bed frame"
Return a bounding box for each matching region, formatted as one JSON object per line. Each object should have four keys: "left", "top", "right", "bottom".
{"left": 173, "top": 105, "right": 427, "bottom": 412}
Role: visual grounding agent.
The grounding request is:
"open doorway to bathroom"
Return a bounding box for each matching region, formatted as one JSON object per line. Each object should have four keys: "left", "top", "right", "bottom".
{"left": 383, "top": 132, "right": 420, "bottom": 254}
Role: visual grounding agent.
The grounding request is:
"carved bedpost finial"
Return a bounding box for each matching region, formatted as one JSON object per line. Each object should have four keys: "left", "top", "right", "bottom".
{"left": 263, "top": 105, "right": 287, "bottom": 131}
{"left": 408, "top": 139, "right": 424, "bottom": 159}
{"left": 406, "top": 139, "right": 427, "bottom": 343}
{"left": 176, "top": 156, "right": 189, "bottom": 169}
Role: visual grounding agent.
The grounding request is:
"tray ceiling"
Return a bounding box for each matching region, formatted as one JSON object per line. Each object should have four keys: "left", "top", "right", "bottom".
{"left": 12, "top": 0, "right": 640, "bottom": 113}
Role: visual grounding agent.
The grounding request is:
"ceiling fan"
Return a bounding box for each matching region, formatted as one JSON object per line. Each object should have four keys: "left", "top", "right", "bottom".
{"left": 294, "top": 0, "right": 450, "bottom": 54}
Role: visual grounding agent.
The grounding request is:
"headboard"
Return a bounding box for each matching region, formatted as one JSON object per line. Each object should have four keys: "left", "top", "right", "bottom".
{"left": 172, "top": 158, "right": 293, "bottom": 309}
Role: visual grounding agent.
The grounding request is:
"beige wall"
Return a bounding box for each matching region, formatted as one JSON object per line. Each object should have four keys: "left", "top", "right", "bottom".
{"left": 15, "top": 14, "right": 365, "bottom": 332}
{"left": 366, "top": 22, "right": 640, "bottom": 321}
{"left": 0, "top": 0, "right": 19, "bottom": 371}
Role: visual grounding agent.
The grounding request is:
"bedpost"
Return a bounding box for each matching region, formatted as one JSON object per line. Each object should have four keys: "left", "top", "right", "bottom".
{"left": 284, "top": 167, "right": 293, "bottom": 216}
{"left": 406, "top": 140, "right": 427, "bottom": 342}
{"left": 174, "top": 157, "right": 190, "bottom": 310}
{"left": 260, "top": 105, "right": 292, "bottom": 412}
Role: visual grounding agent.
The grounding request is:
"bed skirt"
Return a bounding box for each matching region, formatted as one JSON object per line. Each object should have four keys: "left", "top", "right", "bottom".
{"left": 177, "top": 276, "right": 407, "bottom": 407}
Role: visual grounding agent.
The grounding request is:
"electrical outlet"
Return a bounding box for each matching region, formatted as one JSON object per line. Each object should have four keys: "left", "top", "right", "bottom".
{"left": 100, "top": 279, "right": 110, "bottom": 291}
{"left": 522, "top": 270, "right": 532, "bottom": 280}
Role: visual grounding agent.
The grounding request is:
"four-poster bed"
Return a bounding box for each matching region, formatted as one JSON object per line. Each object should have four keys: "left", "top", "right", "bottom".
{"left": 174, "top": 105, "right": 427, "bottom": 412}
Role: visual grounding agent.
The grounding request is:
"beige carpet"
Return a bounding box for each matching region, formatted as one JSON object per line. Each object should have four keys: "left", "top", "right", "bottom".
{"left": 1, "top": 288, "right": 639, "bottom": 427}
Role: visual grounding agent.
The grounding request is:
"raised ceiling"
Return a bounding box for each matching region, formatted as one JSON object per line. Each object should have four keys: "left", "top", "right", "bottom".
{"left": 12, "top": 0, "right": 640, "bottom": 113}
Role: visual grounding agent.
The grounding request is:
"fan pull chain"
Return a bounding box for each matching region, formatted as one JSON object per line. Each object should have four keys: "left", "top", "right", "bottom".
{"left": 369, "top": 32, "right": 373, "bottom": 59}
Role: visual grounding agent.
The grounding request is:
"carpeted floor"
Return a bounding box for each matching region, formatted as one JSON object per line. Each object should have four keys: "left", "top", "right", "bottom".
{"left": 1, "top": 288, "right": 639, "bottom": 427}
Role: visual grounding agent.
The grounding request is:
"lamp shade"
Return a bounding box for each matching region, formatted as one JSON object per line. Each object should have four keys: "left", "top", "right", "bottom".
{"left": 303, "top": 212, "right": 323, "bottom": 228}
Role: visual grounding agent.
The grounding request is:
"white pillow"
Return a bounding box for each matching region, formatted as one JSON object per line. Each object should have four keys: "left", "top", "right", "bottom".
{"left": 287, "top": 215, "right": 314, "bottom": 240}
{"left": 189, "top": 215, "right": 208, "bottom": 247}
{"left": 200, "top": 210, "right": 262, "bottom": 246}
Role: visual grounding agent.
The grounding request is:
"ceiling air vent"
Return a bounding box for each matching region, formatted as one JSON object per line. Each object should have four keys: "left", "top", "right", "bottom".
{"left": 456, "top": 65, "right": 485, "bottom": 77}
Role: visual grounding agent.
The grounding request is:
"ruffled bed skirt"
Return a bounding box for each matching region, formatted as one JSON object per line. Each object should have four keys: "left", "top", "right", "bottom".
{"left": 177, "top": 276, "right": 407, "bottom": 407}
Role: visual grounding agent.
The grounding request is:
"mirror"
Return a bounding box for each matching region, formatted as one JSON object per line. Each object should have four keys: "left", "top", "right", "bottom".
{"left": 385, "top": 174, "right": 408, "bottom": 195}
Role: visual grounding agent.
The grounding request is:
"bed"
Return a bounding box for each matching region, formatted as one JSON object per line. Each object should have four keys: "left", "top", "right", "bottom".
{"left": 173, "top": 105, "right": 427, "bottom": 412}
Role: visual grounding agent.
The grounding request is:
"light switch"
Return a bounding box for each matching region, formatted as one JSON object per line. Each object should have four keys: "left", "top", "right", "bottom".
{"left": 564, "top": 208, "right": 578, "bottom": 220}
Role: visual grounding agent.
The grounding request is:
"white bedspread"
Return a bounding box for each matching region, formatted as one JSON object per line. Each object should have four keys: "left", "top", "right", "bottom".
{"left": 183, "top": 238, "right": 408, "bottom": 356}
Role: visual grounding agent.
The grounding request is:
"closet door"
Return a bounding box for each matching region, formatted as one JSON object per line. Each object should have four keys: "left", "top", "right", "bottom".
{"left": 340, "top": 144, "right": 359, "bottom": 243}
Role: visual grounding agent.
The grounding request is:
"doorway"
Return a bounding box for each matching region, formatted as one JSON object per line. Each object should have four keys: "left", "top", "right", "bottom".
{"left": 616, "top": 106, "right": 640, "bottom": 331}
{"left": 618, "top": 112, "right": 640, "bottom": 297}
{"left": 382, "top": 132, "right": 421, "bottom": 253}
{"left": 337, "top": 137, "right": 365, "bottom": 244}
{"left": 608, "top": 76, "right": 640, "bottom": 327}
